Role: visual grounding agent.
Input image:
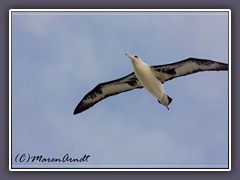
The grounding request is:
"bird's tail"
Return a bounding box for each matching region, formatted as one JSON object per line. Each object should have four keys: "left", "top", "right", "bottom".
{"left": 158, "top": 94, "right": 172, "bottom": 110}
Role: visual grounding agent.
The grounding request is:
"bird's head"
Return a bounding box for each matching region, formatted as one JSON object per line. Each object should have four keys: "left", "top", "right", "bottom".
{"left": 125, "top": 53, "right": 141, "bottom": 62}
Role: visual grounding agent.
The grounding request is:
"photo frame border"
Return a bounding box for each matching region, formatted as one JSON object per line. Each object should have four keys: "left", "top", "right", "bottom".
{"left": 9, "top": 8, "right": 231, "bottom": 172}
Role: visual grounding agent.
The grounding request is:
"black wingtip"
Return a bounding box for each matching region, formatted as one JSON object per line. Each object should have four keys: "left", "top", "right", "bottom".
{"left": 73, "top": 108, "right": 78, "bottom": 115}
{"left": 73, "top": 106, "right": 85, "bottom": 115}
{"left": 73, "top": 103, "right": 81, "bottom": 115}
{"left": 224, "top": 63, "right": 229, "bottom": 70}
{"left": 73, "top": 101, "right": 91, "bottom": 115}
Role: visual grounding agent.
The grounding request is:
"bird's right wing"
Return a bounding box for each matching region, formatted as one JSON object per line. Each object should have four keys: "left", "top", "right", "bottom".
{"left": 73, "top": 72, "right": 143, "bottom": 115}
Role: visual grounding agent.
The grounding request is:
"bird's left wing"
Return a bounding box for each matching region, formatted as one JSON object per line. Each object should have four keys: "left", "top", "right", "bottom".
{"left": 74, "top": 72, "right": 142, "bottom": 115}
{"left": 151, "top": 57, "right": 228, "bottom": 83}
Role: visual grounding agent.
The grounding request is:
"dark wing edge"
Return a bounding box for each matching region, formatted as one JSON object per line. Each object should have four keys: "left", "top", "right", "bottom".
{"left": 73, "top": 72, "right": 142, "bottom": 115}
{"left": 152, "top": 57, "right": 228, "bottom": 83}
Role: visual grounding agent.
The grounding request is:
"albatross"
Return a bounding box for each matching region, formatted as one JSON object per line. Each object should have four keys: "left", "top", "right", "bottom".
{"left": 73, "top": 53, "right": 228, "bottom": 115}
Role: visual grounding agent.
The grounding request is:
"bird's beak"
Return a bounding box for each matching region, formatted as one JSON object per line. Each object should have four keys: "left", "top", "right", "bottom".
{"left": 125, "top": 53, "right": 134, "bottom": 61}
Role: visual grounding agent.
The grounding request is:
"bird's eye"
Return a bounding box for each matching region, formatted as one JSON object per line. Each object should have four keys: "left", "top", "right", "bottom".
{"left": 134, "top": 55, "right": 138, "bottom": 58}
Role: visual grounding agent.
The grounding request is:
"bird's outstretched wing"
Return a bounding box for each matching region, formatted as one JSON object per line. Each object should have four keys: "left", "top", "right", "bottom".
{"left": 73, "top": 72, "right": 143, "bottom": 115}
{"left": 151, "top": 58, "right": 228, "bottom": 83}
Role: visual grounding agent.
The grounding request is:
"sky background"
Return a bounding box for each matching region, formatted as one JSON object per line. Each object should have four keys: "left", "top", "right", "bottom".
{"left": 11, "top": 10, "right": 229, "bottom": 169}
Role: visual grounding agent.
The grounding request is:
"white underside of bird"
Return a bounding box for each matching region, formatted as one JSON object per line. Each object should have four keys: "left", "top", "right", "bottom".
{"left": 126, "top": 53, "right": 172, "bottom": 109}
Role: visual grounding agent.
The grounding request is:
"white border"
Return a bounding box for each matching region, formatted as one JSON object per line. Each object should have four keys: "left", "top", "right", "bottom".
{"left": 9, "top": 9, "right": 13, "bottom": 172}
{"left": 9, "top": 9, "right": 231, "bottom": 172}
{"left": 10, "top": 9, "right": 230, "bottom": 11}
{"left": 228, "top": 10, "right": 232, "bottom": 171}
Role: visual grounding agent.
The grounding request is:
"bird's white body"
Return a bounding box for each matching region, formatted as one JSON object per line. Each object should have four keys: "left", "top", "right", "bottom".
{"left": 127, "top": 54, "right": 172, "bottom": 109}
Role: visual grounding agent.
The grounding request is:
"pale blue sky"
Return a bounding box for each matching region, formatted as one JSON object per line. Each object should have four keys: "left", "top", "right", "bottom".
{"left": 11, "top": 11, "right": 229, "bottom": 169}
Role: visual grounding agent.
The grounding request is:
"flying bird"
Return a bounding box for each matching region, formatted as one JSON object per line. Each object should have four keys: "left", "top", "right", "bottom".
{"left": 73, "top": 53, "right": 228, "bottom": 115}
